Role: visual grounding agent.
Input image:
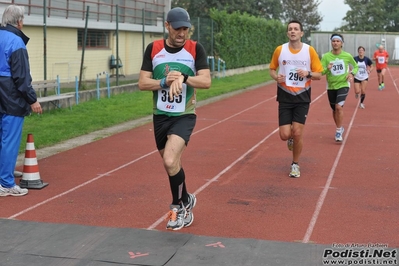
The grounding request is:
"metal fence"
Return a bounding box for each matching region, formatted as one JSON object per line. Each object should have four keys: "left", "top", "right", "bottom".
{"left": 311, "top": 31, "right": 399, "bottom": 63}
{"left": 185, "top": 17, "right": 216, "bottom": 57}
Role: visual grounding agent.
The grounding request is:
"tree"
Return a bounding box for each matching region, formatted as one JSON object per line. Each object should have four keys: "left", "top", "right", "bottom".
{"left": 281, "top": 0, "right": 323, "bottom": 32}
{"left": 251, "top": 0, "right": 283, "bottom": 20}
{"left": 341, "top": 0, "right": 386, "bottom": 31}
{"left": 171, "top": 0, "right": 282, "bottom": 20}
{"left": 382, "top": 0, "right": 399, "bottom": 31}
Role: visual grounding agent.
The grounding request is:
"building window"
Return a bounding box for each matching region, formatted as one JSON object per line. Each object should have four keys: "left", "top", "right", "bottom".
{"left": 78, "top": 29, "right": 109, "bottom": 49}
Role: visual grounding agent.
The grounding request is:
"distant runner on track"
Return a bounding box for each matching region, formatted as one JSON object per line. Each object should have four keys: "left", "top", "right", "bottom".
{"left": 269, "top": 20, "right": 323, "bottom": 178}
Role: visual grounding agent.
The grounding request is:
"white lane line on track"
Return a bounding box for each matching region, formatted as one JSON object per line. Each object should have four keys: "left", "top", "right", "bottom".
{"left": 147, "top": 128, "right": 278, "bottom": 230}
{"left": 303, "top": 68, "right": 399, "bottom": 242}
{"left": 146, "top": 128, "right": 280, "bottom": 230}
{"left": 10, "top": 85, "right": 333, "bottom": 235}
{"left": 147, "top": 90, "right": 327, "bottom": 230}
{"left": 8, "top": 151, "right": 159, "bottom": 219}
{"left": 387, "top": 67, "right": 399, "bottom": 94}
{"left": 7, "top": 94, "right": 276, "bottom": 219}
{"left": 302, "top": 69, "right": 399, "bottom": 242}
{"left": 302, "top": 91, "right": 360, "bottom": 243}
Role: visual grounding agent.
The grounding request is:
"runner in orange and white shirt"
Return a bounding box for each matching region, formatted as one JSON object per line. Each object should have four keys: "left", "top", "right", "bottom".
{"left": 269, "top": 19, "right": 323, "bottom": 178}
{"left": 373, "top": 45, "right": 389, "bottom": 90}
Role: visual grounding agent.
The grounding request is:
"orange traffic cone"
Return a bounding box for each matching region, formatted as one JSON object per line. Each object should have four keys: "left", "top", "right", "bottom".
{"left": 19, "top": 134, "right": 48, "bottom": 189}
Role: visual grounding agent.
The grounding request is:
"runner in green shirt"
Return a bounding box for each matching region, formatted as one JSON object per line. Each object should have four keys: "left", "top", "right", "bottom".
{"left": 321, "top": 33, "right": 358, "bottom": 142}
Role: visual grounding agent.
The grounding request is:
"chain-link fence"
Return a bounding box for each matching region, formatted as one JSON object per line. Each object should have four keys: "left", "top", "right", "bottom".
{"left": 188, "top": 17, "right": 217, "bottom": 58}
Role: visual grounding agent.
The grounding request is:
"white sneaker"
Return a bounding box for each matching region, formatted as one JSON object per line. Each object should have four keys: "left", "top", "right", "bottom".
{"left": 183, "top": 193, "right": 197, "bottom": 227}
{"left": 289, "top": 163, "right": 300, "bottom": 178}
{"left": 359, "top": 103, "right": 365, "bottom": 109}
{"left": 0, "top": 185, "right": 8, "bottom": 196}
{"left": 166, "top": 204, "right": 186, "bottom": 230}
{"left": 335, "top": 127, "right": 344, "bottom": 142}
{"left": 0, "top": 184, "right": 28, "bottom": 197}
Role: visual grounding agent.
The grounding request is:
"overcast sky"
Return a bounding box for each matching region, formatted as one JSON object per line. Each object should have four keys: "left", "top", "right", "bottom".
{"left": 318, "top": 0, "right": 350, "bottom": 31}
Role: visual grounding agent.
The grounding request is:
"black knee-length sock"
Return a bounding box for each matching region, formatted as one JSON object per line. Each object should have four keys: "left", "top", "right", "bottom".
{"left": 168, "top": 168, "right": 185, "bottom": 205}
{"left": 181, "top": 168, "right": 189, "bottom": 204}
{"left": 361, "top": 94, "right": 365, "bottom": 103}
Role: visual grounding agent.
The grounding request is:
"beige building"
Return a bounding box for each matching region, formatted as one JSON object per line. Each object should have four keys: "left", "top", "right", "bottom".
{"left": 0, "top": 0, "right": 171, "bottom": 82}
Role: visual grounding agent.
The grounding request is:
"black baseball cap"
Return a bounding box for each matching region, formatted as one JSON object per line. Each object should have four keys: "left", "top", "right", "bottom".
{"left": 166, "top": 7, "right": 191, "bottom": 29}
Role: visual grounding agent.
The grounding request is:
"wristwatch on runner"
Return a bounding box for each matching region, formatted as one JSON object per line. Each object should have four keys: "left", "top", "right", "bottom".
{"left": 181, "top": 73, "right": 189, "bottom": 83}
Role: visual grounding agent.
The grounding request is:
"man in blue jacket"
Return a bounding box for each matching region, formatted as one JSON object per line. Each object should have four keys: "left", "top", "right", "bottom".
{"left": 0, "top": 5, "right": 42, "bottom": 196}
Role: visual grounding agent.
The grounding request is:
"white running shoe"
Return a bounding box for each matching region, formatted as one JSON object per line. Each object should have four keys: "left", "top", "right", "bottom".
{"left": 183, "top": 193, "right": 197, "bottom": 227}
{"left": 335, "top": 127, "right": 344, "bottom": 142}
{"left": 289, "top": 163, "right": 300, "bottom": 178}
{"left": 0, "top": 184, "right": 28, "bottom": 197}
{"left": 166, "top": 204, "right": 186, "bottom": 231}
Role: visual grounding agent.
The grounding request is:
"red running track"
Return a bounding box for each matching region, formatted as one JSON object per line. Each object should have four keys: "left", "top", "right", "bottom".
{"left": 4, "top": 67, "right": 399, "bottom": 248}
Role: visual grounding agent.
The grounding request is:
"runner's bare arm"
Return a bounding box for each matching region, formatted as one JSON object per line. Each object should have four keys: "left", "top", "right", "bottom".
{"left": 138, "top": 70, "right": 162, "bottom": 91}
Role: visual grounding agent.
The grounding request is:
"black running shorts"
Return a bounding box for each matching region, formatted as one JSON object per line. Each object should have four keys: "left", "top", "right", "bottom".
{"left": 354, "top": 78, "right": 368, "bottom": 83}
{"left": 153, "top": 114, "right": 196, "bottom": 150}
{"left": 327, "top": 87, "right": 349, "bottom": 109}
{"left": 278, "top": 102, "right": 310, "bottom": 126}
